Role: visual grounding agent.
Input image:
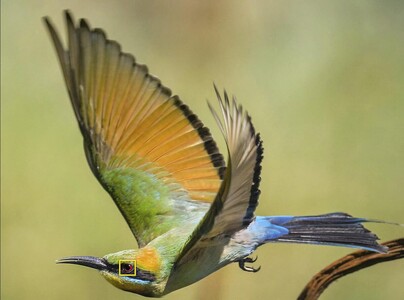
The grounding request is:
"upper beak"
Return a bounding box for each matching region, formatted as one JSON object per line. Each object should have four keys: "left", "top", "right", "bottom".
{"left": 56, "top": 256, "right": 107, "bottom": 271}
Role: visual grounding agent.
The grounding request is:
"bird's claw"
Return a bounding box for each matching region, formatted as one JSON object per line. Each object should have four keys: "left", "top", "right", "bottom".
{"left": 238, "top": 256, "right": 261, "bottom": 272}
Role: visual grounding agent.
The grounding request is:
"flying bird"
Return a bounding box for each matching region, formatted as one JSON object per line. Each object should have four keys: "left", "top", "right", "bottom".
{"left": 44, "top": 11, "right": 388, "bottom": 297}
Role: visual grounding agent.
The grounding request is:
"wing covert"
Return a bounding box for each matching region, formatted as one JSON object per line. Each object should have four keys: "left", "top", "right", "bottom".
{"left": 44, "top": 11, "right": 225, "bottom": 247}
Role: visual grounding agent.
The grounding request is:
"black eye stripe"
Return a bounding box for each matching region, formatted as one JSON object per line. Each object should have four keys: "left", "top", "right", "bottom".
{"left": 104, "top": 260, "right": 156, "bottom": 282}
{"left": 135, "top": 268, "right": 156, "bottom": 281}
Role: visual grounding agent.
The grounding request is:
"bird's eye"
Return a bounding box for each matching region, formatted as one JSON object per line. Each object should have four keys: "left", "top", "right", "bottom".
{"left": 120, "top": 263, "right": 135, "bottom": 274}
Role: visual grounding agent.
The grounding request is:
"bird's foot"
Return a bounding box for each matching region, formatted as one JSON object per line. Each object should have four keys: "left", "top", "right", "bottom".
{"left": 238, "top": 256, "right": 261, "bottom": 273}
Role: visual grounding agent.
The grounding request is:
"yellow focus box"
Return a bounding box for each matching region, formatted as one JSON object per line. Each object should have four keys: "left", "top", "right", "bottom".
{"left": 118, "top": 260, "right": 137, "bottom": 277}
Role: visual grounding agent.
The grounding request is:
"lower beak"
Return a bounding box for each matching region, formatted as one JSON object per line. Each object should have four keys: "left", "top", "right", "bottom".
{"left": 56, "top": 256, "right": 107, "bottom": 270}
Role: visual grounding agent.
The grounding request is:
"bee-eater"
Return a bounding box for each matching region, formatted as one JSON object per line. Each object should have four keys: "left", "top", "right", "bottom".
{"left": 44, "top": 11, "right": 388, "bottom": 297}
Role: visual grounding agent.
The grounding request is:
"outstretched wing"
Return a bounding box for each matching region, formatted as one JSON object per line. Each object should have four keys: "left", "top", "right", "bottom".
{"left": 44, "top": 11, "right": 225, "bottom": 247}
{"left": 175, "top": 87, "right": 263, "bottom": 263}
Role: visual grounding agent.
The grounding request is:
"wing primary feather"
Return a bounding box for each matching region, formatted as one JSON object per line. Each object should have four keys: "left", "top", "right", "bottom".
{"left": 245, "top": 132, "right": 263, "bottom": 225}
{"left": 104, "top": 55, "right": 131, "bottom": 145}
{"left": 172, "top": 97, "right": 226, "bottom": 178}
{"left": 110, "top": 64, "right": 146, "bottom": 151}
{"left": 101, "top": 41, "right": 121, "bottom": 153}
{"left": 108, "top": 54, "right": 136, "bottom": 150}
{"left": 43, "top": 15, "right": 82, "bottom": 130}
{"left": 78, "top": 20, "right": 93, "bottom": 131}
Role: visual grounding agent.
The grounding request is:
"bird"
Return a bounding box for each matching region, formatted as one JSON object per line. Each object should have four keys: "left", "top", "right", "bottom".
{"left": 44, "top": 11, "right": 388, "bottom": 297}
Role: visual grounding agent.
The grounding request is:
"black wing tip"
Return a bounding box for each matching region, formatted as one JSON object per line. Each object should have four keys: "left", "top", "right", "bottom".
{"left": 79, "top": 18, "right": 91, "bottom": 31}
{"left": 63, "top": 9, "right": 73, "bottom": 18}
{"left": 64, "top": 9, "right": 75, "bottom": 27}
{"left": 244, "top": 134, "right": 264, "bottom": 225}
{"left": 42, "top": 15, "right": 52, "bottom": 26}
{"left": 172, "top": 96, "right": 226, "bottom": 179}
{"left": 93, "top": 27, "right": 108, "bottom": 39}
{"left": 43, "top": 17, "right": 57, "bottom": 41}
{"left": 159, "top": 85, "right": 173, "bottom": 98}
{"left": 213, "top": 82, "right": 221, "bottom": 101}
{"left": 43, "top": 14, "right": 59, "bottom": 35}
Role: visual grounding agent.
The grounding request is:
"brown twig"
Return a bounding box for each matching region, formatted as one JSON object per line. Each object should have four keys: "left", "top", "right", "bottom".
{"left": 297, "top": 238, "right": 404, "bottom": 300}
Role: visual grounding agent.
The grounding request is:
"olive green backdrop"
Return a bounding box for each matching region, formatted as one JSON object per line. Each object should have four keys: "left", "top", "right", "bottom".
{"left": 2, "top": 1, "right": 404, "bottom": 299}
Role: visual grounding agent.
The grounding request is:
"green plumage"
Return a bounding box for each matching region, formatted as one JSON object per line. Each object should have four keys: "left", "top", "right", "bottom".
{"left": 102, "top": 167, "right": 175, "bottom": 246}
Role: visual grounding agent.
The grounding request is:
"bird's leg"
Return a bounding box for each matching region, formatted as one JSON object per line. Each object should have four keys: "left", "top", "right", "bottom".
{"left": 238, "top": 256, "right": 261, "bottom": 272}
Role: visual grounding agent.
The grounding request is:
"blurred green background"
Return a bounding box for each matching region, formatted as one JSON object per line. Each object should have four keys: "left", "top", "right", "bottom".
{"left": 2, "top": 1, "right": 404, "bottom": 299}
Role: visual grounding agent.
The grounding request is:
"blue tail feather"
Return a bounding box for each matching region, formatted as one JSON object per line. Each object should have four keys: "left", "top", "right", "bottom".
{"left": 255, "top": 213, "right": 388, "bottom": 253}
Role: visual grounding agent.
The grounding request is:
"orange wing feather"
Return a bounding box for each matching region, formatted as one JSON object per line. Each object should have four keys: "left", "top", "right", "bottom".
{"left": 45, "top": 11, "right": 225, "bottom": 246}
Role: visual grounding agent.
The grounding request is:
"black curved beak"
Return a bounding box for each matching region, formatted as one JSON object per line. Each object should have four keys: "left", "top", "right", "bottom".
{"left": 56, "top": 256, "right": 107, "bottom": 271}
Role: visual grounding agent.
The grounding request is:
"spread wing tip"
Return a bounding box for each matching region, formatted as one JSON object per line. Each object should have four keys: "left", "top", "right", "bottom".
{"left": 210, "top": 86, "right": 264, "bottom": 224}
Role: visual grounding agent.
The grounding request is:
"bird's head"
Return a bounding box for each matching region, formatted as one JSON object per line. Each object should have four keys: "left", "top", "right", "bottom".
{"left": 57, "top": 247, "right": 164, "bottom": 297}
